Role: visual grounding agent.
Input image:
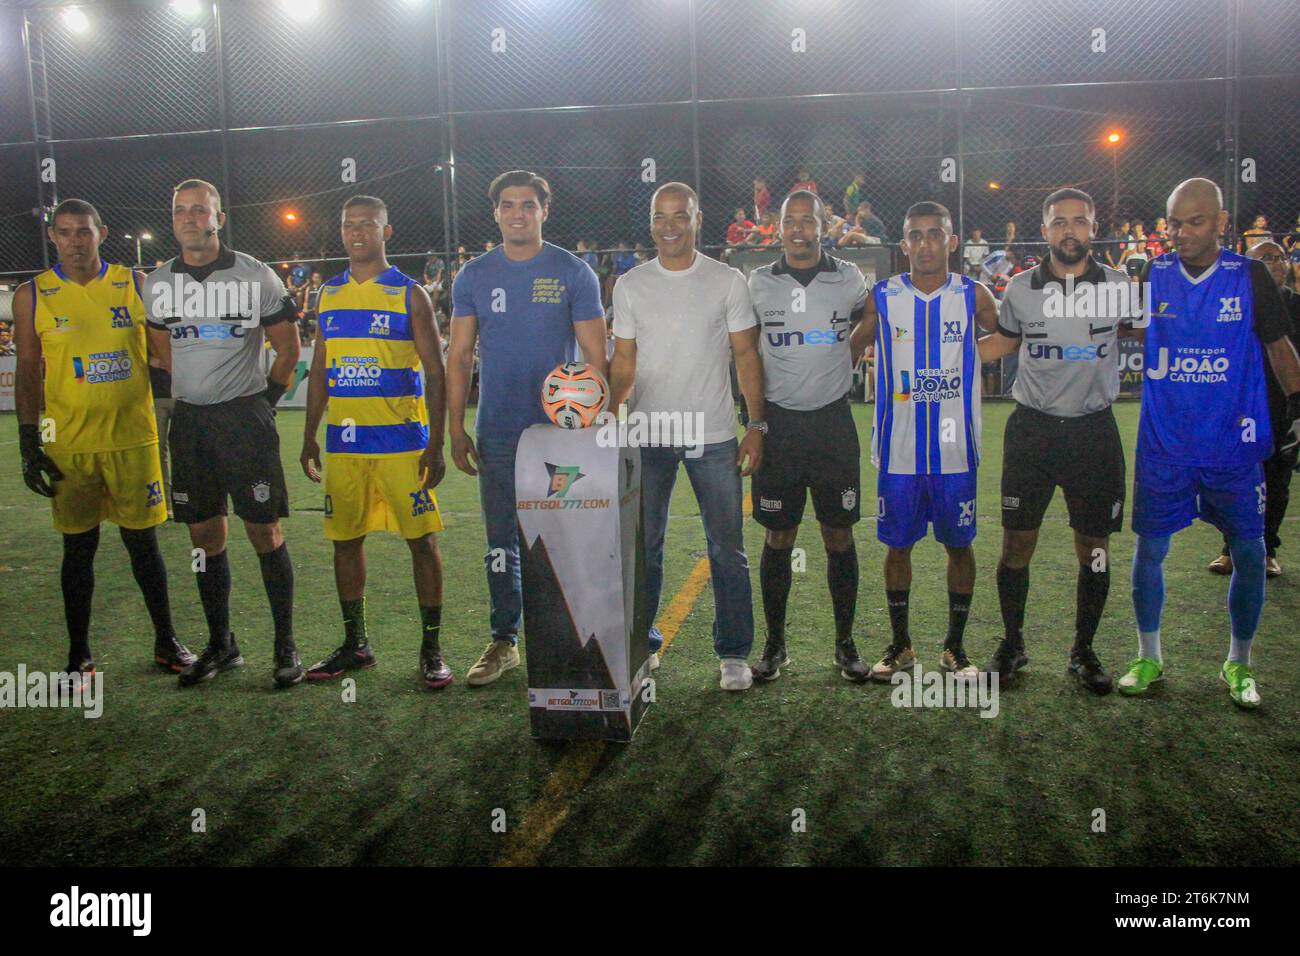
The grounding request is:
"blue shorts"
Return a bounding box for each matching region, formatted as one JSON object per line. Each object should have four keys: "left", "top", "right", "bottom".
{"left": 1132, "top": 456, "right": 1266, "bottom": 539}
{"left": 876, "top": 471, "right": 978, "bottom": 549}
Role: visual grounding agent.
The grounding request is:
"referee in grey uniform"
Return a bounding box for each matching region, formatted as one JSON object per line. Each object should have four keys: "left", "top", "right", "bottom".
{"left": 746, "top": 190, "right": 871, "bottom": 682}
{"left": 145, "top": 179, "right": 305, "bottom": 689}
{"left": 977, "top": 188, "right": 1135, "bottom": 693}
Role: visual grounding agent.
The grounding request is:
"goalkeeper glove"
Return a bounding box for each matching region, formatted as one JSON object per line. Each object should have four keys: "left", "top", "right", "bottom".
{"left": 19, "top": 424, "right": 63, "bottom": 498}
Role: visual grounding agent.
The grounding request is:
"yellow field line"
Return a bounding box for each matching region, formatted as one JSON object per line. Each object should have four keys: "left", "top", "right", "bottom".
{"left": 495, "top": 491, "right": 752, "bottom": 867}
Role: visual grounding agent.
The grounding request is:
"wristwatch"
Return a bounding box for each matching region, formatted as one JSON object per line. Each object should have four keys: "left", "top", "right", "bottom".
{"left": 746, "top": 420, "right": 768, "bottom": 435}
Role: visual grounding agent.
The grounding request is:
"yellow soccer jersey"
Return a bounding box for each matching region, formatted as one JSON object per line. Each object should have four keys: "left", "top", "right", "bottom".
{"left": 318, "top": 265, "right": 428, "bottom": 458}
{"left": 33, "top": 261, "right": 156, "bottom": 453}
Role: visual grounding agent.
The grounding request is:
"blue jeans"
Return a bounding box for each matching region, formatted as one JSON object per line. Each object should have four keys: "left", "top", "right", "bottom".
{"left": 477, "top": 430, "right": 523, "bottom": 643}
{"left": 641, "top": 439, "right": 754, "bottom": 659}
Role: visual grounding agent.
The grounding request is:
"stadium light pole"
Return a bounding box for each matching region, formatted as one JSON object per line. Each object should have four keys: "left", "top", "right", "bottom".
{"left": 124, "top": 232, "right": 152, "bottom": 267}
{"left": 1106, "top": 129, "right": 1123, "bottom": 221}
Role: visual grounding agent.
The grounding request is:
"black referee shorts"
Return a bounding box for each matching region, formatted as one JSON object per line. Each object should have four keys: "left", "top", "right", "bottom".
{"left": 752, "top": 396, "right": 861, "bottom": 531}
{"left": 169, "top": 394, "right": 290, "bottom": 526}
{"left": 1001, "top": 403, "right": 1126, "bottom": 537}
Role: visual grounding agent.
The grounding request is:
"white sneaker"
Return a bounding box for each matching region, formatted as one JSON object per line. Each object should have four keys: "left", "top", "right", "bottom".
{"left": 719, "top": 657, "right": 753, "bottom": 691}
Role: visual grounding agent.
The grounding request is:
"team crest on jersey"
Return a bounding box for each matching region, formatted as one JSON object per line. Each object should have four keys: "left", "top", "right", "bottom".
{"left": 145, "top": 480, "right": 164, "bottom": 508}
{"left": 251, "top": 480, "right": 271, "bottom": 503}
{"left": 109, "top": 306, "right": 132, "bottom": 328}
{"left": 410, "top": 488, "right": 437, "bottom": 516}
{"left": 892, "top": 325, "right": 912, "bottom": 342}
{"left": 841, "top": 488, "right": 857, "bottom": 510}
{"left": 369, "top": 313, "right": 392, "bottom": 336}
{"left": 941, "top": 319, "right": 963, "bottom": 343}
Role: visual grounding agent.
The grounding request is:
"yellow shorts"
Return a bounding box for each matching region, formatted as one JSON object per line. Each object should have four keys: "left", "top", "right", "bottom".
{"left": 323, "top": 454, "right": 445, "bottom": 541}
{"left": 46, "top": 443, "right": 167, "bottom": 534}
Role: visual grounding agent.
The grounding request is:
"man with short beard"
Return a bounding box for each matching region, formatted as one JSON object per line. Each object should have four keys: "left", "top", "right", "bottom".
{"left": 977, "top": 188, "right": 1133, "bottom": 693}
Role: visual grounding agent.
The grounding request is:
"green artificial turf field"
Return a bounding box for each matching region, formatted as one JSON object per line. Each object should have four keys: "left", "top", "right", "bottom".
{"left": 1, "top": 402, "right": 1297, "bottom": 866}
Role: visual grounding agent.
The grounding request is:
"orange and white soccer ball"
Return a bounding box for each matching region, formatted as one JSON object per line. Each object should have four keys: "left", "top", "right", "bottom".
{"left": 541, "top": 362, "right": 609, "bottom": 429}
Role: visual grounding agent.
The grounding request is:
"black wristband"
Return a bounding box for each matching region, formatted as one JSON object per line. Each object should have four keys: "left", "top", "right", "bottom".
{"left": 18, "top": 423, "right": 41, "bottom": 458}
{"left": 264, "top": 379, "right": 287, "bottom": 407}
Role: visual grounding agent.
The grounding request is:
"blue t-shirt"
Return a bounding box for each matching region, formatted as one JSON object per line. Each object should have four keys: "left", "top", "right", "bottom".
{"left": 613, "top": 251, "right": 638, "bottom": 275}
{"left": 451, "top": 242, "right": 604, "bottom": 435}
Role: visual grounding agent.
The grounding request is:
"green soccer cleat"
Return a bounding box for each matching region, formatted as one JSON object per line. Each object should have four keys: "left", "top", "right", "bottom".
{"left": 1220, "top": 661, "right": 1260, "bottom": 709}
{"left": 1117, "top": 657, "right": 1163, "bottom": 696}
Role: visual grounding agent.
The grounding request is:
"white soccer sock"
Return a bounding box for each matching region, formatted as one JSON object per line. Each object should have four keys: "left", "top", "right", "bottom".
{"left": 1138, "top": 630, "right": 1162, "bottom": 662}
{"left": 1228, "top": 636, "right": 1251, "bottom": 666}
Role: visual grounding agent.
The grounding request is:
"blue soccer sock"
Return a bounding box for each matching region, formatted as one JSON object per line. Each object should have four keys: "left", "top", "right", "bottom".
{"left": 1132, "top": 533, "right": 1170, "bottom": 661}
{"left": 1226, "top": 536, "right": 1266, "bottom": 663}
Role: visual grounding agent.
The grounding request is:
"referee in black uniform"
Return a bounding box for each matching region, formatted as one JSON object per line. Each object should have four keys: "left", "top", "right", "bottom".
{"left": 977, "top": 188, "right": 1135, "bottom": 693}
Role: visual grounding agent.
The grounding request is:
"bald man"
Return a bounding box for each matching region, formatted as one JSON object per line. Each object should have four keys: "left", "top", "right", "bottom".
{"left": 1122, "top": 179, "right": 1300, "bottom": 708}
{"left": 1206, "top": 240, "right": 1300, "bottom": 577}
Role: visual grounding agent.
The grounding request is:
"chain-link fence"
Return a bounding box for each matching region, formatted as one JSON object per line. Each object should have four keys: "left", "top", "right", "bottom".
{"left": 1, "top": 0, "right": 1297, "bottom": 285}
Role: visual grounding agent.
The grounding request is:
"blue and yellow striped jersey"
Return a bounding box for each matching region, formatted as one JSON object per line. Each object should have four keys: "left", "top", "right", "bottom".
{"left": 318, "top": 265, "right": 428, "bottom": 457}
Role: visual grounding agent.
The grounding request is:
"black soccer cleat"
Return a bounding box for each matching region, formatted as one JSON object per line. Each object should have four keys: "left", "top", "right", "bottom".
{"left": 154, "top": 636, "right": 197, "bottom": 673}
{"left": 306, "top": 643, "right": 377, "bottom": 681}
{"left": 834, "top": 637, "right": 871, "bottom": 683}
{"left": 1068, "top": 644, "right": 1113, "bottom": 695}
{"left": 273, "top": 642, "right": 305, "bottom": 689}
{"left": 985, "top": 636, "right": 1029, "bottom": 685}
{"left": 420, "top": 640, "right": 453, "bottom": 690}
{"left": 178, "top": 638, "right": 245, "bottom": 687}
{"left": 750, "top": 636, "right": 790, "bottom": 682}
{"left": 59, "top": 656, "right": 96, "bottom": 697}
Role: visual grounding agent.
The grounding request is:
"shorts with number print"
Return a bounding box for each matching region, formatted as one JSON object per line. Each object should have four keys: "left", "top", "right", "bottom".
{"left": 876, "top": 470, "right": 978, "bottom": 549}
{"left": 324, "top": 453, "right": 444, "bottom": 540}
{"left": 46, "top": 443, "right": 167, "bottom": 534}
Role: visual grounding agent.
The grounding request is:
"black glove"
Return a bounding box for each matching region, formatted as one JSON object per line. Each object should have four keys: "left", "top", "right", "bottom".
{"left": 19, "top": 423, "right": 63, "bottom": 498}
{"left": 263, "top": 377, "right": 287, "bottom": 408}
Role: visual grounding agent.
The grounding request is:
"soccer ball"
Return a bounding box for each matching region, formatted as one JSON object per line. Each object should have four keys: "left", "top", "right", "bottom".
{"left": 541, "top": 362, "right": 608, "bottom": 429}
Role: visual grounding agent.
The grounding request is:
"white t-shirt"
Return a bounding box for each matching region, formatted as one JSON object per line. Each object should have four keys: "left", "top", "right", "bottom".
{"left": 964, "top": 240, "right": 989, "bottom": 267}
{"left": 612, "top": 253, "right": 756, "bottom": 446}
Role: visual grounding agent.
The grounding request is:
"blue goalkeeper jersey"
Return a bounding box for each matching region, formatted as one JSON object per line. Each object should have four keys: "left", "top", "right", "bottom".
{"left": 1137, "top": 249, "right": 1272, "bottom": 467}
